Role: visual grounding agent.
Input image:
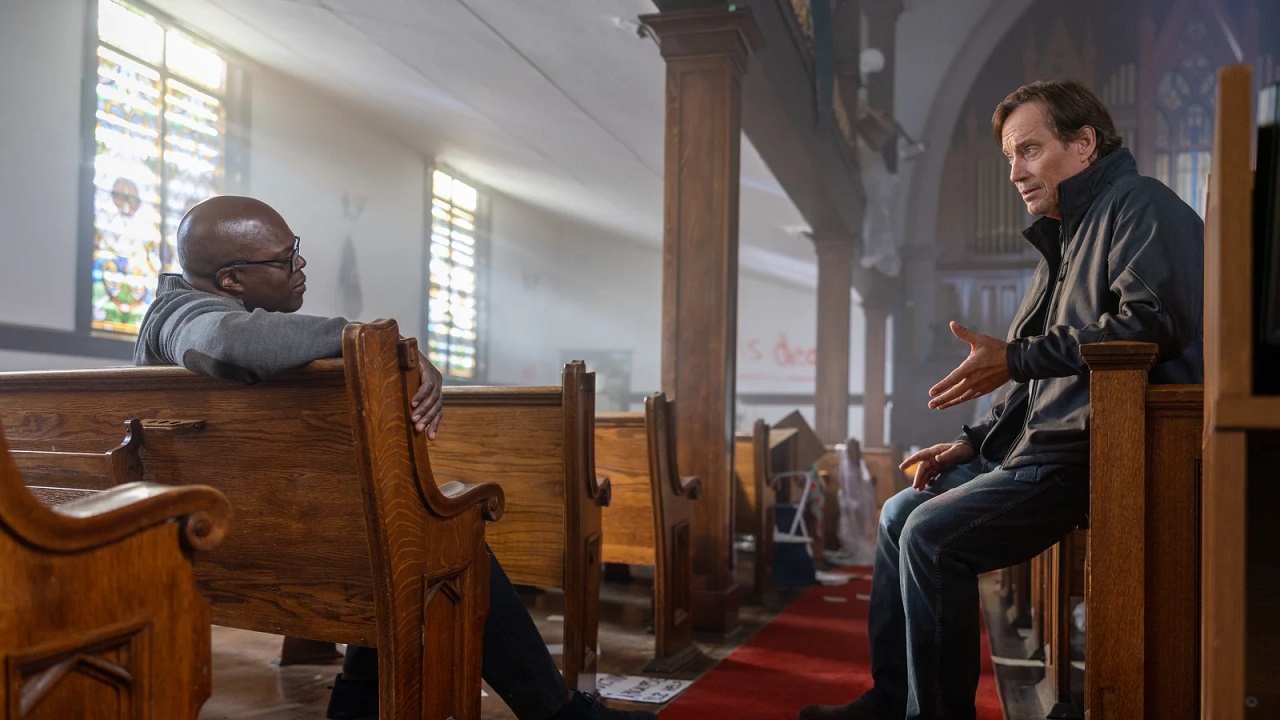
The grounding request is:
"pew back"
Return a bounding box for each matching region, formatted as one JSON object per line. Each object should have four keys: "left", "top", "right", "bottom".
{"left": 734, "top": 420, "right": 774, "bottom": 597}
{"left": 0, "top": 361, "right": 377, "bottom": 641}
{"left": 597, "top": 412, "right": 657, "bottom": 566}
{"left": 428, "top": 361, "right": 606, "bottom": 691}
{"left": 596, "top": 394, "right": 701, "bottom": 670}
{"left": 0, "top": 320, "right": 500, "bottom": 720}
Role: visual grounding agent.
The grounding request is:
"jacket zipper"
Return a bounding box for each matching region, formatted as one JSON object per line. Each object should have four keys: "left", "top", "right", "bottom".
{"left": 1003, "top": 229, "right": 1068, "bottom": 466}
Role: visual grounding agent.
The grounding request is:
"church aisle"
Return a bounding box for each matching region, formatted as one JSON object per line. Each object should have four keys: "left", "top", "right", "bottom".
{"left": 657, "top": 570, "right": 1002, "bottom": 720}
{"left": 197, "top": 572, "right": 785, "bottom": 719}
{"left": 196, "top": 568, "right": 1009, "bottom": 719}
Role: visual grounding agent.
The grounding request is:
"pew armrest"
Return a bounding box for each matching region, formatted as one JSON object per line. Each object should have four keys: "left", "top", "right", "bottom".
{"left": 591, "top": 475, "right": 612, "bottom": 508}
{"left": 24, "top": 480, "right": 231, "bottom": 554}
{"left": 435, "top": 480, "right": 506, "bottom": 522}
{"left": 676, "top": 474, "right": 702, "bottom": 500}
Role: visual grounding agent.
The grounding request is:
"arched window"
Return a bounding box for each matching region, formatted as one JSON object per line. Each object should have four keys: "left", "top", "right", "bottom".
{"left": 88, "top": 0, "right": 231, "bottom": 334}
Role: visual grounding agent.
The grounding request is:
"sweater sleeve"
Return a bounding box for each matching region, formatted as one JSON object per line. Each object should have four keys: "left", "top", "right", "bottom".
{"left": 156, "top": 296, "right": 349, "bottom": 383}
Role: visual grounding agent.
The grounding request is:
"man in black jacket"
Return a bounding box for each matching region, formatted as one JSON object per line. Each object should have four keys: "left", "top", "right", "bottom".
{"left": 799, "top": 80, "right": 1203, "bottom": 720}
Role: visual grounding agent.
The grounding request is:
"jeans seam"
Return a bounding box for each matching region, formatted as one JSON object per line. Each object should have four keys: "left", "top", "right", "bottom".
{"left": 928, "top": 472, "right": 1069, "bottom": 717}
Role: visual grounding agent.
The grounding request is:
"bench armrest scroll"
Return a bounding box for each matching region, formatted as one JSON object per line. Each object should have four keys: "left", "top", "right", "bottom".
{"left": 591, "top": 475, "right": 612, "bottom": 508}
{"left": 27, "top": 481, "right": 231, "bottom": 554}
{"left": 677, "top": 474, "right": 702, "bottom": 500}
{"left": 436, "top": 480, "right": 505, "bottom": 522}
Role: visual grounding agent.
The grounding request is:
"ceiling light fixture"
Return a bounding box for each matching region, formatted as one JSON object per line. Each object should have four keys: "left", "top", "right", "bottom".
{"left": 611, "top": 16, "right": 652, "bottom": 40}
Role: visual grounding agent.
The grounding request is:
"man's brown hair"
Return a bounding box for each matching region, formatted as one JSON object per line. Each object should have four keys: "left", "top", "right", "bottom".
{"left": 992, "top": 79, "right": 1122, "bottom": 161}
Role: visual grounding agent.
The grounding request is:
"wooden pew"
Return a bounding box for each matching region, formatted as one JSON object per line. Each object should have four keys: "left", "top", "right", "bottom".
{"left": 861, "top": 444, "right": 908, "bottom": 522}
{"left": 0, "top": 319, "right": 502, "bottom": 720}
{"left": 1081, "top": 341, "right": 1203, "bottom": 720}
{"left": 0, "top": 426, "right": 231, "bottom": 720}
{"left": 428, "top": 361, "right": 608, "bottom": 693}
{"left": 596, "top": 393, "right": 702, "bottom": 671}
{"left": 1034, "top": 527, "right": 1087, "bottom": 718}
{"left": 734, "top": 420, "right": 775, "bottom": 598}
{"left": 998, "top": 560, "right": 1034, "bottom": 629}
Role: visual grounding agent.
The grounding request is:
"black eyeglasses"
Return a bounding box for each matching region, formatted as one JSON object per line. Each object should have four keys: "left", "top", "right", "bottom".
{"left": 219, "top": 236, "right": 302, "bottom": 274}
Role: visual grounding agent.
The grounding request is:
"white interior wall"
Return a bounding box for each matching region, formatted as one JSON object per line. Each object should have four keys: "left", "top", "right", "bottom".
{"left": 0, "top": 0, "right": 426, "bottom": 371}
{"left": 0, "top": 0, "right": 880, "bottom": 444}
{"left": 0, "top": 0, "right": 87, "bottom": 334}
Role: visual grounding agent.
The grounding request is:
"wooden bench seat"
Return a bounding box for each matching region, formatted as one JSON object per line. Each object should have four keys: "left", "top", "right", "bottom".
{"left": 0, "top": 426, "right": 231, "bottom": 720}
{"left": 428, "top": 361, "right": 608, "bottom": 693}
{"left": 0, "top": 319, "right": 501, "bottom": 720}
{"left": 596, "top": 393, "right": 702, "bottom": 671}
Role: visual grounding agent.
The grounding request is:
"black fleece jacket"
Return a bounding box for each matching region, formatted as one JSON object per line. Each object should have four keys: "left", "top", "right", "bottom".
{"left": 958, "top": 148, "right": 1204, "bottom": 469}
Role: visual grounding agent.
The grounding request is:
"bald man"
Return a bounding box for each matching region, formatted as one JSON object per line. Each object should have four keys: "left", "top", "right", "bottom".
{"left": 134, "top": 196, "right": 654, "bottom": 720}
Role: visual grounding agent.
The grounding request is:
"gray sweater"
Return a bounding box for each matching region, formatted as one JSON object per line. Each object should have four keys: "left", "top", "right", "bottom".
{"left": 133, "top": 273, "right": 350, "bottom": 383}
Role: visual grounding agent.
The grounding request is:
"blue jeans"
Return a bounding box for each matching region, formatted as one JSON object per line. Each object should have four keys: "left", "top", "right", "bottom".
{"left": 342, "top": 547, "right": 568, "bottom": 719}
{"left": 862, "top": 458, "right": 1088, "bottom": 720}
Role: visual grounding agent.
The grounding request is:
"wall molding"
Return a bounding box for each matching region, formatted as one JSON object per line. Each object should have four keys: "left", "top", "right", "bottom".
{"left": 0, "top": 323, "right": 134, "bottom": 361}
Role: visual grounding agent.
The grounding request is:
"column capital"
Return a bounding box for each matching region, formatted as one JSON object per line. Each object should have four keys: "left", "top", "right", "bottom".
{"left": 640, "top": 7, "right": 764, "bottom": 72}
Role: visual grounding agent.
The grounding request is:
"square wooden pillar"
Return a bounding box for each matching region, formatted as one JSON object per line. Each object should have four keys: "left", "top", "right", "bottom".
{"left": 641, "top": 7, "right": 763, "bottom": 635}
{"left": 813, "top": 232, "right": 855, "bottom": 445}
{"left": 862, "top": 304, "right": 888, "bottom": 448}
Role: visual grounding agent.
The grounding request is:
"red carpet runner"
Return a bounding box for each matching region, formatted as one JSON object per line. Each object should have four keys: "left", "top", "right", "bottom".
{"left": 659, "top": 570, "right": 1001, "bottom": 719}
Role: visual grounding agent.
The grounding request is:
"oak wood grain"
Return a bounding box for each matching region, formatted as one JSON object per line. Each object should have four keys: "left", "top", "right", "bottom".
{"left": 430, "top": 361, "right": 604, "bottom": 693}
{"left": 0, "top": 426, "right": 231, "bottom": 720}
{"left": 0, "top": 319, "right": 499, "bottom": 720}
{"left": 597, "top": 395, "right": 701, "bottom": 671}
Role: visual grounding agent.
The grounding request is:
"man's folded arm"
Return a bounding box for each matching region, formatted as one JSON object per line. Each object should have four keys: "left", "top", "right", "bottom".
{"left": 159, "top": 301, "right": 349, "bottom": 383}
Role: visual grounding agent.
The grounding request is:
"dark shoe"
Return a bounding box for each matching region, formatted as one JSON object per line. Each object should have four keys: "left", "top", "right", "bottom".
{"left": 325, "top": 673, "right": 378, "bottom": 720}
{"left": 797, "top": 695, "right": 894, "bottom": 720}
{"left": 553, "top": 690, "right": 658, "bottom": 720}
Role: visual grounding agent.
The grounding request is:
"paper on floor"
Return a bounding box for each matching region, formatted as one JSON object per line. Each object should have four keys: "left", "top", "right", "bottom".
{"left": 814, "top": 570, "right": 853, "bottom": 586}
{"left": 596, "top": 674, "right": 694, "bottom": 704}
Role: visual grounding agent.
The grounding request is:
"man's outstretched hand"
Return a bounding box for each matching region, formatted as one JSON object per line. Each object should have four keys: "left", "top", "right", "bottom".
{"left": 900, "top": 442, "right": 977, "bottom": 490}
{"left": 928, "top": 322, "right": 1011, "bottom": 410}
{"left": 411, "top": 350, "right": 444, "bottom": 438}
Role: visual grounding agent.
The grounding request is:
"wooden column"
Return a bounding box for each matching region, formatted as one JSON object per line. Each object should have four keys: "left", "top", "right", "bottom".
{"left": 862, "top": 304, "right": 888, "bottom": 447}
{"left": 813, "top": 232, "right": 855, "bottom": 444}
{"left": 641, "top": 7, "right": 762, "bottom": 635}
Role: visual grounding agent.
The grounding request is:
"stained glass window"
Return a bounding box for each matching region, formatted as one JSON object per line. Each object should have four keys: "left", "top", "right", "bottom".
{"left": 428, "top": 169, "right": 482, "bottom": 380}
{"left": 89, "top": 0, "right": 227, "bottom": 335}
{"left": 1153, "top": 29, "right": 1215, "bottom": 218}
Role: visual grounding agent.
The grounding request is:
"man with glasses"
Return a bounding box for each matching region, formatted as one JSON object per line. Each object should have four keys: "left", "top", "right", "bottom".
{"left": 133, "top": 195, "right": 655, "bottom": 720}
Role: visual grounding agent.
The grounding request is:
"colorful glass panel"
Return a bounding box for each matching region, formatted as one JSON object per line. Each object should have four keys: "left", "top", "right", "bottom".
{"left": 90, "top": 1, "right": 227, "bottom": 335}
{"left": 165, "top": 29, "right": 224, "bottom": 90}
{"left": 1154, "top": 33, "right": 1216, "bottom": 217}
{"left": 98, "top": 0, "right": 163, "bottom": 64}
{"left": 91, "top": 46, "right": 164, "bottom": 334}
{"left": 427, "top": 172, "right": 481, "bottom": 379}
{"left": 163, "top": 78, "right": 224, "bottom": 271}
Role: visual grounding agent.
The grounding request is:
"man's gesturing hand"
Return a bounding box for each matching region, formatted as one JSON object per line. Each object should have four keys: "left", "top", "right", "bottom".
{"left": 928, "top": 321, "right": 1011, "bottom": 410}
{"left": 411, "top": 350, "right": 444, "bottom": 439}
{"left": 900, "top": 442, "right": 977, "bottom": 490}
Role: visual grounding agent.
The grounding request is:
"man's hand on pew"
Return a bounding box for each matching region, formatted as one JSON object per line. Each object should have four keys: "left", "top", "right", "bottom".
{"left": 927, "top": 321, "right": 1011, "bottom": 410}
{"left": 901, "top": 441, "right": 976, "bottom": 490}
{"left": 412, "top": 351, "right": 444, "bottom": 438}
